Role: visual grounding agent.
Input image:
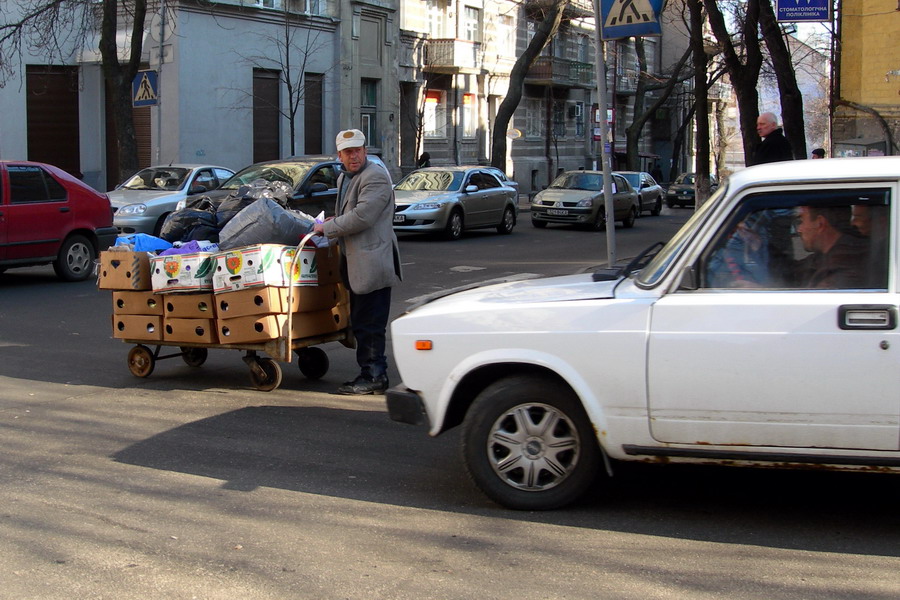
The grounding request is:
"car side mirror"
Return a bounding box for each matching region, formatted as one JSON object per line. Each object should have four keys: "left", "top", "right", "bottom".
{"left": 678, "top": 264, "right": 698, "bottom": 290}
{"left": 189, "top": 185, "right": 207, "bottom": 194}
{"left": 309, "top": 182, "right": 329, "bottom": 193}
{"left": 464, "top": 184, "right": 478, "bottom": 193}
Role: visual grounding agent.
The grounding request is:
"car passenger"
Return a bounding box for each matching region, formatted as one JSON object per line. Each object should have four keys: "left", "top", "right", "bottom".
{"left": 793, "top": 205, "right": 869, "bottom": 289}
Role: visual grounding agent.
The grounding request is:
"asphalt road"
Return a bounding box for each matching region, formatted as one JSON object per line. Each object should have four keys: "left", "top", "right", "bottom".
{"left": 0, "top": 209, "right": 898, "bottom": 599}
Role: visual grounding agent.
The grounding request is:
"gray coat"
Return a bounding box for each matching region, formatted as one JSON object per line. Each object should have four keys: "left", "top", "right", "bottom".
{"left": 322, "top": 159, "right": 402, "bottom": 294}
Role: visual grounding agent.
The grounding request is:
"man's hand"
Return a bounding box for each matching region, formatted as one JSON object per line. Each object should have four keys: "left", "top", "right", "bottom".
{"left": 313, "top": 222, "right": 325, "bottom": 235}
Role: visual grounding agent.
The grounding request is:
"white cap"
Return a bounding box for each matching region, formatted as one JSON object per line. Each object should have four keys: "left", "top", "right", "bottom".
{"left": 336, "top": 129, "right": 366, "bottom": 152}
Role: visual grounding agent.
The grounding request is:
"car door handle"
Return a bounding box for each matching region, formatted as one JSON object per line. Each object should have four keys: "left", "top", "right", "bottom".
{"left": 838, "top": 305, "right": 897, "bottom": 330}
{"left": 59, "top": 206, "right": 70, "bottom": 213}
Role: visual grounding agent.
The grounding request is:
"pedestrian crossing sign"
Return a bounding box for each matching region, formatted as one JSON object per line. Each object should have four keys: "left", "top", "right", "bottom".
{"left": 600, "top": 0, "right": 663, "bottom": 40}
{"left": 132, "top": 70, "right": 159, "bottom": 107}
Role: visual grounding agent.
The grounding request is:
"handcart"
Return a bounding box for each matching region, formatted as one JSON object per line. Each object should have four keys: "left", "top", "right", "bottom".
{"left": 121, "top": 233, "right": 352, "bottom": 392}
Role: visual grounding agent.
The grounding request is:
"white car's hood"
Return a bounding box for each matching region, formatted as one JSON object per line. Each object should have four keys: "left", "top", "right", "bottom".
{"left": 394, "top": 190, "right": 457, "bottom": 206}
{"left": 107, "top": 189, "right": 185, "bottom": 208}
{"left": 415, "top": 273, "right": 619, "bottom": 313}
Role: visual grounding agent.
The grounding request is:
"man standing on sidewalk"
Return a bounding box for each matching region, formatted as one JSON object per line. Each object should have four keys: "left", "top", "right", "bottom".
{"left": 313, "top": 129, "right": 402, "bottom": 395}
{"left": 751, "top": 112, "right": 794, "bottom": 165}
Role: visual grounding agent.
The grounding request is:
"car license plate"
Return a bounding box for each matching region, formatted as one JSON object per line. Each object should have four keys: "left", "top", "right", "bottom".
{"left": 547, "top": 209, "right": 568, "bottom": 216}
{"left": 393, "top": 214, "right": 405, "bottom": 224}
{"left": 680, "top": 194, "right": 690, "bottom": 199}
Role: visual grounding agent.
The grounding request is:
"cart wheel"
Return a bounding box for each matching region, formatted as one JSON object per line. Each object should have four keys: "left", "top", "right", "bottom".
{"left": 249, "top": 357, "right": 283, "bottom": 392}
{"left": 180, "top": 347, "right": 208, "bottom": 368}
{"left": 297, "top": 347, "right": 329, "bottom": 380}
{"left": 127, "top": 345, "right": 155, "bottom": 378}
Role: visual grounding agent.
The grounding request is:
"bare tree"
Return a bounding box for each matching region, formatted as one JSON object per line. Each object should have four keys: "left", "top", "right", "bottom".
{"left": 689, "top": 0, "right": 712, "bottom": 204}
{"left": 230, "top": 11, "right": 336, "bottom": 157}
{"left": 489, "top": 0, "right": 566, "bottom": 170}
{"left": 1, "top": 0, "right": 147, "bottom": 182}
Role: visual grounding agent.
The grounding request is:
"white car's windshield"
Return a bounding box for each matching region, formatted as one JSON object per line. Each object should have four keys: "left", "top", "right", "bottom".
{"left": 550, "top": 172, "right": 602, "bottom": 191}
{"left": 635, "top": 184, "right": 726, "bottom": 286}
{"left": 395, "top": 171, "right": 464, "bottom": 192}
{"left": 121, "top": 167, "right": 191, "bottom": 191}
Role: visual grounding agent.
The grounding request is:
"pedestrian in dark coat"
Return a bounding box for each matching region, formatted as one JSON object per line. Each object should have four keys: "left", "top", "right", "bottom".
{"left": 751, "top": 112, "right": 794, "bottom": 165}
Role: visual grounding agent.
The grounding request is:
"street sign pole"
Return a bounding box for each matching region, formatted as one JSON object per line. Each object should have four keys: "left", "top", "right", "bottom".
{"left": 593, "top": 0, "right": 616, "bottom": 268}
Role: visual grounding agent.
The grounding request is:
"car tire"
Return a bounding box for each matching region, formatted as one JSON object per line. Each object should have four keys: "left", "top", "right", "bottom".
{"left": 53, "top": 234, "right": 95, "bottom": 282}
{"left": 666, "top": 200, "right": 675, "bottom": 209}
{"left": 462, "top": 375, "right": 601, "bottom": 510}
{"left": 154, "top": 213, "right": 171, "bottom": 237}
{"left": 650, "top": 197, "right": 662, "bottom": 216}
{"left": 587, "top": 209, "right": 606, "bottom": 232}
{"left": 496, "top": 206, "right": 516, "bottom": 235}
{"left": 443, "top": 210, "right": 464, "bottom": 241}
{"left": 621, "top": 205, "right": 637, "bottom": 229}
{"left": 531, "top": 219, "right": 547, "bottom": 229}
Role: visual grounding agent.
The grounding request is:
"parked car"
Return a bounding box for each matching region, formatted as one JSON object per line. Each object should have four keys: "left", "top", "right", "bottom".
{"left": 483, "top": 166, "right": 519, "bottom": 195}
{"left": 665, "top": 172, "right": 718, "bottom": 208}
{"left": 385, "top": 156, "right": 900, "bottom": 510}
{"left": 616, "top": 170, "right": 663, "bottom": 216}
{"left": 530, "top": 170, "right": 639, "bottom": 230}
{"left": 178, "top": 155, "right": 390, "bottom": 218}
{"left": 393, "top": 166, "right": 518, "bottom": 241}
{"left": 110, "top": 164, "right": 234, "bottom": 235}
{"left": 0, "top": 161, "right": 117, "bottom": 281}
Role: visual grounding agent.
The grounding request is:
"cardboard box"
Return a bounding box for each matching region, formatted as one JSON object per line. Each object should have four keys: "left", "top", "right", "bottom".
{"left": 163, "top": 293, "right": 216, "bottom": 319}
{"left": 163, "top": 318, "right": 218, "bottom": 344}
{"left": 217, "top": 304, "right": 349, "bottom": 344}
{"left": 98, "top": 251, "right": 153, "bottom": 291}
{"left": 215, "top": 284, "right": 345, "bottom": 320}
{"left": 151, "top": 252, "right": 215, "bottom": 293}
{"left": 112, "top": 291, "right": 164, "bottom": 315}
{"left": 211, "top": 244, "right": 341, "bottom": 292}
{"left": 111, "top": 315, "right": 163, "bottom": 341}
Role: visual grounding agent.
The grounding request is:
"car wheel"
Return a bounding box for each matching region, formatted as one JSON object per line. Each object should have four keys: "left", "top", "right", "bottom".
{"left": 154, "top": 213, "right": 171, "bottom": 237}
{"left": 666, "top": 200, "right": 675, "bottom": 209}
{"left": 53, "top": 234, "right": 95, "bottom": 282}
{"left": 496, "top": 206, "right": 515, "bottom": 235}
{"left": 621, "top": 205, "right": 637, "bottom": 229}
{"left": 650, "top": 197, "right": 662, "bottom": 216}
{"left": 444, "top": 209, "right": 464, "bottom": 241}
{"left": 462, "top": 375, "right": 601, "bottom": 510}
{"left": 531, "top": 219, "right": 547, "bottom": 229}
{"left": 587, "top": 209, "right": 606, "bottom": 232}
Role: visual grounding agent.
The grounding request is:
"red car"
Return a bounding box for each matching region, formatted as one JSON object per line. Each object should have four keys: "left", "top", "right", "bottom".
{"left": 0, "top": 161, "right": 117, "bottom": 281}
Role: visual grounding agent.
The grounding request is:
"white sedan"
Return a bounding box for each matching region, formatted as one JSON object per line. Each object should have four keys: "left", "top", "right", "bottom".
{"left": 386, "top": 156, "right": 900, "bottom": 510}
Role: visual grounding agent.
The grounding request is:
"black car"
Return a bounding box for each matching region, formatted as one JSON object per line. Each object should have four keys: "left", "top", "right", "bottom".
{"left": 665, "top": 172, "right": 718, "bottom": 208}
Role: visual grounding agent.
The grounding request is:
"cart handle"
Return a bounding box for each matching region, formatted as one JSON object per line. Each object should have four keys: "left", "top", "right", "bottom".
{"left": 279, "top": 231, "right": 323, "bottom": 362}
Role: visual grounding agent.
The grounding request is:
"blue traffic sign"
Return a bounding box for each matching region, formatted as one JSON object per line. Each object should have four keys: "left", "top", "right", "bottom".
{"left": 600, "top": 0, "right": 663, "bottom": 40}
{"left": 132, "top": 70, "right": 159, "bottom": 107}
{"left": 775, "top": 0, "right": 831, "bottom": 22}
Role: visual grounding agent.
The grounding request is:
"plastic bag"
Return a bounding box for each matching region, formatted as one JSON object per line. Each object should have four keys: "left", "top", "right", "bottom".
{"left": 217, "top": 197, "right": 315, "bottom": 250}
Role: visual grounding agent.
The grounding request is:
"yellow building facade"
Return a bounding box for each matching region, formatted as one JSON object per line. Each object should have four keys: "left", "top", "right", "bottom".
{"left": 833, "top": 0, "right": 900, "bottom": 156}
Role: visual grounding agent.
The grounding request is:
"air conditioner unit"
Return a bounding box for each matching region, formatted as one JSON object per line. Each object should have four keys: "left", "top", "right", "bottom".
{"left": 568, "top": 103, "right": 583, "bottom": 119}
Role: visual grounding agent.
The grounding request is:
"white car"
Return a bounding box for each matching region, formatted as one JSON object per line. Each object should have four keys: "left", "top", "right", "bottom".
{"left": 110, "top": 164, "right": 234, "bottom": 236}
{"left": 387, "top": 156, "right": 900, "bottom": 510}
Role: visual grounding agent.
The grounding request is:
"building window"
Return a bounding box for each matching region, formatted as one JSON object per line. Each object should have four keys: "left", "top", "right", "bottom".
{"left": 424, "top": 89, "right": 447, "bottom": 138}
{"left": 575, "top": 102, "right": 585, "bottom": 138}
{"left": 361, "top": 78, "right": 378, "bottom": 145}
{"left": 525, "top": 97, "right": 543, "bottom": 138}
{"left": 552, "top": 101, "right": 566, "bottom": 137}
{"left": 462, "top": 93, "right": 476, "bottom": 138}
{"left": 577, "top": 35, "right": 591, "bottom": 63}
{"left": 426, "top": 0, "right": 447, "bottom": 37}
{"left": 464, "top": 7, "right": 482, "bottom": 43}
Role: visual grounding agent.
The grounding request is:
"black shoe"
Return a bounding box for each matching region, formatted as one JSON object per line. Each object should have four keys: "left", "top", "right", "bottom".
{"left": 336, "top": 374, "right": 388, "bottom": 395}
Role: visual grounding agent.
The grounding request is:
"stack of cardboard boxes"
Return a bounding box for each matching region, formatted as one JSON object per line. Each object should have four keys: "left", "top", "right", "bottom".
{"left": 100, "top": 243, "right": 348, "bottom": 347}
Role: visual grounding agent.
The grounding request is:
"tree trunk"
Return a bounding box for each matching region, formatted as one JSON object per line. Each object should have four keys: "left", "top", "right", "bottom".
{"left": 689, "top": 0, "right": 711, "bottom": 205}
{"left": 704, "top": 0, "right": 763, "bottom": 167}
{"left": 489, "top": 1, "right": 565, "bottom": 170}
{"left": 99, "top": 0, "right": 146, "bottom": 183}
{"left": 758, "top": 0, "right": 806, "bottom": 159}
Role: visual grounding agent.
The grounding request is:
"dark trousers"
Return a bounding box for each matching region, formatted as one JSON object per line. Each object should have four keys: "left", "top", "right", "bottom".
{"left": 349, "top": 286, "right": 392, "bottom": 379}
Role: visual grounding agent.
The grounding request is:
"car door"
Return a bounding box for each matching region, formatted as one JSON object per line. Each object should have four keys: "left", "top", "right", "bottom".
{"left": 0, "top": 165, "right": 7, "bottom": 260}
{"left": 4, "top": 164, "right": 72, "bottom": 261}
{"left": 460, "top": 171, "right": 502, "bottom": 227}
{"left": 646, "top": 184, "right": 900, "bottom": 451}
{"left": 296, "top": 164, "right": 339, "bottom": 218}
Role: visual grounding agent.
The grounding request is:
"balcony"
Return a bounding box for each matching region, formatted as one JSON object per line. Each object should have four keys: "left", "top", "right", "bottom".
{"left": 525, "top": 56, "right": 594, "bottom": 88}
{"left": 424, "top": 39, "right": 481, "bottom": 73}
